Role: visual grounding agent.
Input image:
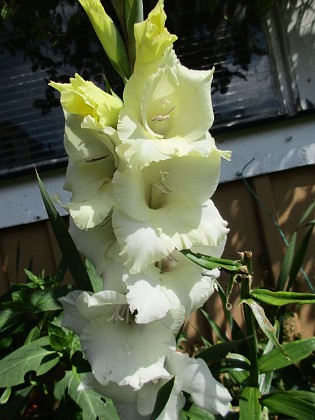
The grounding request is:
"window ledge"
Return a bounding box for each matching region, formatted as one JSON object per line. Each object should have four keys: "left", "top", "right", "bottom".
{"left": 0, "top": 115, "right": 314, "bottom": 229}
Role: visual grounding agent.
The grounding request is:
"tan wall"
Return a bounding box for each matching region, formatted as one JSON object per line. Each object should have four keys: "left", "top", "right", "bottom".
{"left": 1, "top": 165, "right": 314, "bottom": 340}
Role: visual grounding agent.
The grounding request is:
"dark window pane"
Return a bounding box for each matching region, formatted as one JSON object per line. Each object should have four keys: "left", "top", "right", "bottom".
{"left": 0, "top": 0, "right": 283, "bottom": 177}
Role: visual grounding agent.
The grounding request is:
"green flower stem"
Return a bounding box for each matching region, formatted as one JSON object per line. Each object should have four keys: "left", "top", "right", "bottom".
{"left": 240, "top": 252, "right": 259, "bottom": 388}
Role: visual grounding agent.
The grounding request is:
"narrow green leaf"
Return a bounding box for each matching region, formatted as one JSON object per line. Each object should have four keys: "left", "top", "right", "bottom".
{"left": 24, "top": 268, "right": 42, "bottom": 285}
{"left": 242, "top": 299, "right": 288, "bottom": 359}
{"left": 296, "top": 200, "right": 315, "bottom": 228}
{"left": 0, "top": 336, "right": 60, "bottom": 387}
{"left": 86, "top": 259, "right": 103, "bottom": 293}
{"left": 200, "top": 308, "right": 229, "bottom": 343}
{"left": 276, "top": 231, "right": 296, "bottom": 291}
{"left": 284, "top": 390, "right": 315, "bottom": 404}
{"left": 258, "top": 337, "right": 315, "bottom": 373}
{"left": 196, "top": 338, "right": 249, "bottom": 364}
{"left": 150, "top": 377, "right": 175, "bottom": 420}
{"left": 261, "top": 392, "right": 315, "bottom": 419}
{"left": 67, "top": 371, "right": 119, "bottom": 419}
{"left": 36, "top": 170, "right": 92, "bottom": 291}
{"left": 182, "top": 403, "right": 215, "bottom": 419}
{"left": 250, "top": 289, "right": 315, "bottom": 306}
{"left": 213, "top": 353, "right": 250, "bottom": 376}
{"left": 30, "top": 289, "right": 66, "bottom": 312}
{"left": 0, "top": 387, "right": 11, "bottom": 404}
{"left": 287, "top": 225, "right": 314, "bottom": 291}
{"left": 239, "top": 387, "right": 261, "bottom": 420}
{"left": 258, "top": 320, "right": 280, "bottom": 395}
{"left": 0, "top": 308, "right": 24, "bottom": 333}
{"left": 228, "top": 370, "right": 250, "bottom": 386}
{"left": 181, "top": 250, "right": 244, "bottom": 273}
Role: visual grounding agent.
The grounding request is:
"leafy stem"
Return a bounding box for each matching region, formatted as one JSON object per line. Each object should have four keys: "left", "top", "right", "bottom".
{"left": 240, "top": 251, "right": 259, "bottom": 388}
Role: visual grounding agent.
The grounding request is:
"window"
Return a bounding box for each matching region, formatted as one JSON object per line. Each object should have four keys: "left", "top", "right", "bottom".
{"left": 0, "top": 0, "right": 314, "bottom": 178}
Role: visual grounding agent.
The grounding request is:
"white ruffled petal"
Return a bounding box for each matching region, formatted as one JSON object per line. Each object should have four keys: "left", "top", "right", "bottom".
{"left": 112, "top": 208, "right": 175, "bottom": 274}
{"left": 166, "top": 352, "right": 232, "bottom": 417}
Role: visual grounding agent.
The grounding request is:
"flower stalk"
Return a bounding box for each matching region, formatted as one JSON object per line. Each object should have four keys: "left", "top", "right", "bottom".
{"left": 240, "top": 251, "right": 259, "bottom": 388}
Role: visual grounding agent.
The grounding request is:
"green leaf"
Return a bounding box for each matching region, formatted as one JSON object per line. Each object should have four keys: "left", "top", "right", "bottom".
{"left": 210, "top": 353, "right": 250, "bottom": 381}
{"left": 228, "top": 370, "right": 250, "bottom": 386}
{"left": 67, "top": 371, "right": 119, "bottom": 420}
{"left": 48, "top": 323, "right": 70, "bottom": 351}
{"left": 0, "top": 337, "right": 13, "bottom": 350}
{"left": 24, "top": 324, "right": 42, "bottom": 344}
{"left": 239, "top": 387, "right": 261, "bottom": 420}
{"left": 196, "top": 338, "right": 249, "bottom": 365}
{"left": 296, "top": 200, "right": 315, "bottom": 228}
{"left": 0, "top": 387, "right": 11, "bottom": 404}
{"left": 181, "top": 403, "right": 215, "bottom": 419}
{"left": 242, "top": 299, "right": 288, "bottom": 359}
{"left": 181, "top": 250, "right": 244, "bottom": 273}
{"left": 250, "top": 289, "right": 315, "bottom": 306}
{"left": 30, "top": 289, "right": 66, "bottom": 312}
{"left": 24, "top": 268, "right": 44, "bottom": 285}
{"left": 220, "top": 353, "right": 250, "bottom": 372}
{"left": 200, "top": 308, "right": 229, "bottom": 343}
{"left": 0, "top": 336, "right": 60, "bottom": 387}
{"left": 287, "top": 224, "right": 314, "bottom": 291}
{"left": 150, "top": 377, "right": 175, "bottom": 420}
{"left": 36, "top": 170, "right": 92, "bottom": 291}
{"left": 258, "top": 320, "right": 280, "bottom": 395}
{"left": 261, "top": 392, "right": 315, "bottom": 419}
{"left": 0, "top": 308, "right": 24, "bottom": 333}
{"left": 258, "top": 337, "right": 315, "bottom": 373}
{"left": 86, "top": 259, "right": 103, "bottom": 293}
{"left": 276, "top": 231, "right": 296, "bottom": 291}
{"left": 54, "top": 374, "right": 69, "bottom": 402}
{"left": 284, "top": 390, "right": 315, "bottom": 404}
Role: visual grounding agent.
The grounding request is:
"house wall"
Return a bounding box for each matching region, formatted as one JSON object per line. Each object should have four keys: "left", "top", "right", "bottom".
{"left": 1, "top": 165, "right": 314, "bottom": 342}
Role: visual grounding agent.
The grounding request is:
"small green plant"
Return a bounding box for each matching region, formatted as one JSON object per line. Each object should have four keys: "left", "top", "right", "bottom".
{"left": 0, "top": 260, "right": 118, "bottom": 418}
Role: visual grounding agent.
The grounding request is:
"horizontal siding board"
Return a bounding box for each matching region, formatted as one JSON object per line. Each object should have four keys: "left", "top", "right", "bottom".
{"left": 0, "top": 166, "right": 314, "bottom": 340}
